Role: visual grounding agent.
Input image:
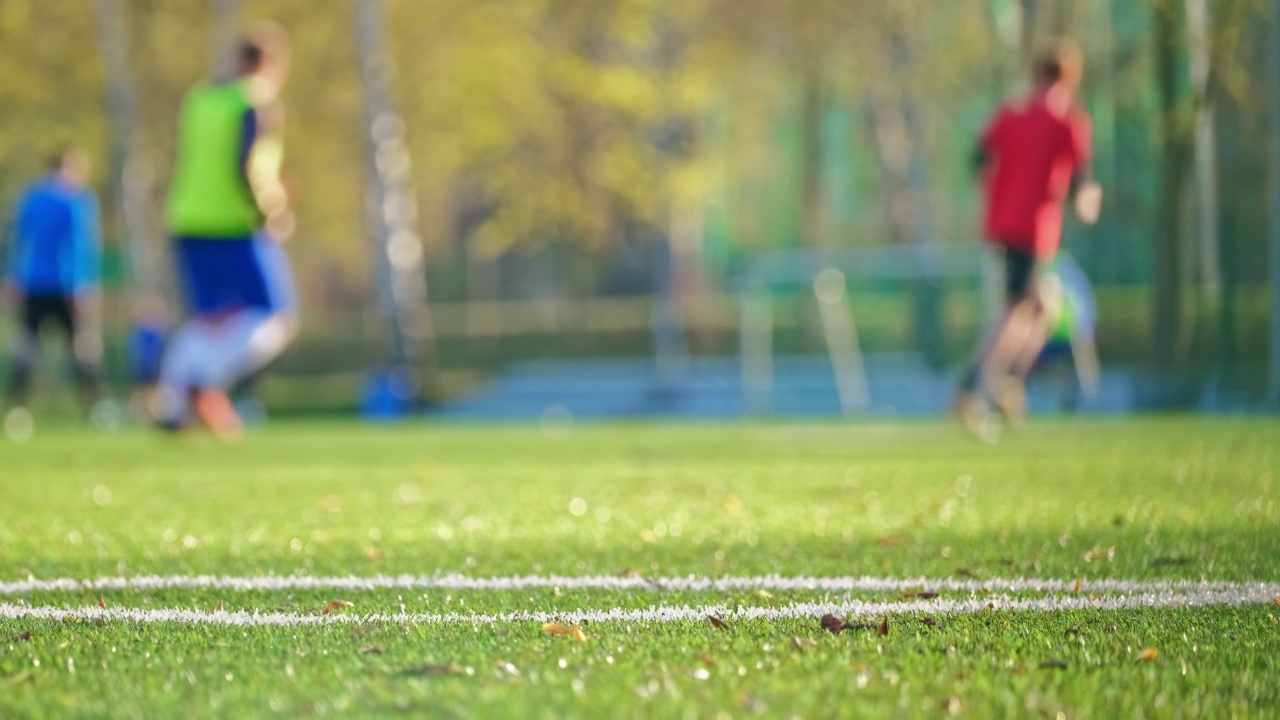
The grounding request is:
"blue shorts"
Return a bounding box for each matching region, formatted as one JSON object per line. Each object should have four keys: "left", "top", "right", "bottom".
{"left": 173, "top": 235, "right": 296, "bottom": 316}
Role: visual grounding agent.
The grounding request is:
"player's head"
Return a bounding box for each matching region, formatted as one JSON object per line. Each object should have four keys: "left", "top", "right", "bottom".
{"left": 1033, "top": 38, "right": 1084, "bottom": 93}
{"left": 50, "top": 147, "right": 91, "bottom": 187}
{"left": 237, "top": 22, "right": 291, "bottom": 88}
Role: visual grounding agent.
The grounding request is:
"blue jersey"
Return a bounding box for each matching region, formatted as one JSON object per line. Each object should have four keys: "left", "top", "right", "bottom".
{"left": 6, "top": 178, "right": 101, "bottom": 295}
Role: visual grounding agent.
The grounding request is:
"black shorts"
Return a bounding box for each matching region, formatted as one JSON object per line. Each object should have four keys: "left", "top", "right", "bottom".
{"left": 20, "top": 293, "right": 77, "bottom": 338}
{"left": 1001, "top": 247, "right": 1041, "bottom": 304}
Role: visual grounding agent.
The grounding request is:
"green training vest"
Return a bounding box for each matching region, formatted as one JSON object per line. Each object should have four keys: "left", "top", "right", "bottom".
{"left": 165, "top": 81, "right": 262, "bottom": 237}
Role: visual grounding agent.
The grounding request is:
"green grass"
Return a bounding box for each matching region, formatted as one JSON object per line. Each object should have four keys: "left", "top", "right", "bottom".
{"left": 2, "top": 418, "right": 1278, "bottom": 718}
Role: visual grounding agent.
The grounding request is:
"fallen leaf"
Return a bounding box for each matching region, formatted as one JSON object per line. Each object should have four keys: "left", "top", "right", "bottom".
{"left": 1073, "top": 577, "right": 1083, "bottom": 593}
{"left": 696, "top": 653, "right": 716, "bottom": 667}
{"left": 917, "top": 591, "right": 938, "bottom": 600}
{"left": 980, "top": 586, "right": 993, "bottom": 595}
{"left": 707, "top": 615, "right": 730, "bottom": 630}
{"left": 97, "top": 596, "right": 106, "bottom": 609}
{"left": 940, "top": 697, "right": 962, "bottom": 715}
{"left": 57, "top": 641, "right": 70, "bottom": 650}
{"left": 541, "top": 622, "right": 572, "bottom": 636}
{"left": 1136, "top": 648, "right": 1158, "bottom": 662}
{"left": 323, "top": 600, "right": 352, "bottom": 615}
{"left": 571, "top": 625, "right": 588, "bottom": 643}
{"left": 359, "top": 645, "right": 385, "bottom": 655}
{"left": 922, "top": 617, "right": 937, "bottom": 627}
{"left": 1268, "top": 614, "right": 1277, "bottom": 625}
{"left": 791, "top": 636, "right": 819, "bottom": 649}
{"left": 820, "top": 614, "right": 844, "bottom": 635}
{"left": 877, "top": 617, "right": 890, "bottom": 637}
{"left": 15, "top": 631, "right": 32, "bottom": 642}
{"left": 1273, "top": 598, "right": 1280, "bottom": 607}
{"left": 757, "top": 589, "right": 773, "bottom": 599}
{"left": 987, "top": 601, "right": 996, "bottom": 609}
{"left": 215, "top": 601, "right": 224, "bottom": 613}
{"left": 1014, "top": 665, "right": 1028, "bottom": 675}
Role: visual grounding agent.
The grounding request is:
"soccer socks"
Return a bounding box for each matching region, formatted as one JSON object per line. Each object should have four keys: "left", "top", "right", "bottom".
{"left": 198, "top": 310, "right": 294, "bottom": 390}
{"left": 154, "top": 322, "right": 211, "bottom": 423}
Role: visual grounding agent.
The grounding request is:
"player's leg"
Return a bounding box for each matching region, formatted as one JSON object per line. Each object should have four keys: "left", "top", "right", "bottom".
{"left": 155, "top": 238, "right": 223, "bottom": 429}
{"left": 978, "top": 249, "right": 1047, "bottom": 425}
{"left": 198, "top": 236, "right": 297, "bottom": 392}
{"left": 58, "top": 294, "right": 106, "bottom": 411}
{"left": 7, "top": 295, "right": 46, "bottom": 408}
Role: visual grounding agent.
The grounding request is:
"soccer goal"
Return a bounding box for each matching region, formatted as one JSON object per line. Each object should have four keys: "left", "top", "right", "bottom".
{"left": 734, "top": 243, "right": 996, "bottom": 417}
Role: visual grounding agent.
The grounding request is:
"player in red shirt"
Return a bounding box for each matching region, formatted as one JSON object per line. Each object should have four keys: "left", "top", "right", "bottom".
{"left": 955, "top": 39, "right": 1103, "bottom": 438}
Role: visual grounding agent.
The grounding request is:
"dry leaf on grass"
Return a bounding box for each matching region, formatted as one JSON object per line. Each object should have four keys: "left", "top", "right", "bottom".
{"left": 542, "top": 622, "right": 588, "bottom": 642}
{"left": 1273, "top": 598, "right": 1280, "bottom": 607}
{"left": 820, "top": 614, "right": 845, "bottom": 635}
{"left": 696, "top": 653, "right": 717, "bottom": 667}
{"left": 15, "top": 631, "right": 32, "bottom": 642}
{"left": 791, "top": 636, "right": 819, "bottom": 649}
{"left": 757, "top": 589, "right": 773, "bottom": 599}
{"left": 1073, "top": 577, "right": 1083, "bottom": 593}
{"left": 542, "top": 622, "right": 572, "bottom": 635}
{"left": 323, "top": 600, "right": 352, "bottom": 615}
{"left": 215, "top": 601, "right": 225, "bottom": 613}
{"left": 707, "top": 615, "right": 730, "bottom": 630}
{"left": 97, "top": 596, "right": 106, "bottom": 609}
{"left": 1136, "top": 648, "right": 1158, "bottom": 662}
{"left": 876, "top": 617, "right": 890, "bottom": 637}
{"left": 940, "top": 697, "right": 962, "bottom": 714}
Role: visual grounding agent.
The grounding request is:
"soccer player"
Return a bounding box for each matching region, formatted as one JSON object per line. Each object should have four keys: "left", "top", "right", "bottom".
{"left": 954, "top": 39, "right": 1102, "bottom": 437}
{"left": 154, "top": 24, "right": 297, "bottom": 439}
{"left": 4, "top": 148, "right": 105, "bottom": 418}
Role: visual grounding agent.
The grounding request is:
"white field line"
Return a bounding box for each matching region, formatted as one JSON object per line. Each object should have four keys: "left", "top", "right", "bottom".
{"left": 1, "top": 587, "right": 1276, "bottom": 627}
{"left": 3, "top": 574, "right": 1279, "bottom": 596}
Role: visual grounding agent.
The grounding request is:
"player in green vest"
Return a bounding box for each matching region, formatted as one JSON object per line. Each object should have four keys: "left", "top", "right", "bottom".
{"left": 154, "top": 23, "right": 296, "bottom": 440}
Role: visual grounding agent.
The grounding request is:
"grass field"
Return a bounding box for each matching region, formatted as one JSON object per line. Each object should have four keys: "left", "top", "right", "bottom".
{"left": 2, "top": 418, "right": 1278, "bottom": 718}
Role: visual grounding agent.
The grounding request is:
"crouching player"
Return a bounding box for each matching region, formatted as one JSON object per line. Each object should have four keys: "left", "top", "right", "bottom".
{"left": 154, "top": 24, "right": 297, "bottom": 439}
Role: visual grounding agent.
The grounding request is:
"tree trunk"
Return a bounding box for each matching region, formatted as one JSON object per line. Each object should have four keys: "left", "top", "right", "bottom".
{"left": 1186, "top": 0, "right": 1220, "bottom": 302}
{"left": 1268, "top": 0, "right": 1280, "bottom": 400}
{"left": 93, "top": 0, "right": 161, "bottom": 297}
{"left": 1152, "top": 0, "right": 1190, "bottom": 364}
{"left": 354, "top": 0, "right": 437, "bottom": 395}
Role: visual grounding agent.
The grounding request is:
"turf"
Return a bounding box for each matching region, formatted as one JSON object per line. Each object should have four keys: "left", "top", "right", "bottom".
{"left": 2, "top": 418, "right": 1278, "bottom": 718}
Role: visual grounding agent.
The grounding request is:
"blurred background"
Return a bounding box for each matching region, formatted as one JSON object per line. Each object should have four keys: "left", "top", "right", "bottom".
{"left": 1, "top": 0, "right": 1278, "bottom": 420}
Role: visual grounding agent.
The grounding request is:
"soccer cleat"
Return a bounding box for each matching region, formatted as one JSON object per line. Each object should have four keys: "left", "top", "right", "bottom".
{"left": 952, "top": 391, "right": 1000, "bottom": 445}
{"left": 994, "top": 378, "right": 1028, "bottom": 430}
{"left": 193, "top": 389, "right": 244, "bottom": 442}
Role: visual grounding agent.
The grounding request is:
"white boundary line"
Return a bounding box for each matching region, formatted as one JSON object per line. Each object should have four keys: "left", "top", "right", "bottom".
{"left": 1, "top": 588, "right": 1275, "bottom": 627}
{"left": 3, "top": 574, "right": 1278, "bottom": 596}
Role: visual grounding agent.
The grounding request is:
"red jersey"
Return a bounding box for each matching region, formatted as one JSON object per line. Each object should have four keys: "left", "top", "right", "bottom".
{"left": 980, "top": 90, "right": 1091, "bottom": 258}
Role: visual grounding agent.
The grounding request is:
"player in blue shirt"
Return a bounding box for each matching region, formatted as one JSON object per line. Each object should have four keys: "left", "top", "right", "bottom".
{"left": 4, "top": 149, "right": 104, "bottom": 413}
